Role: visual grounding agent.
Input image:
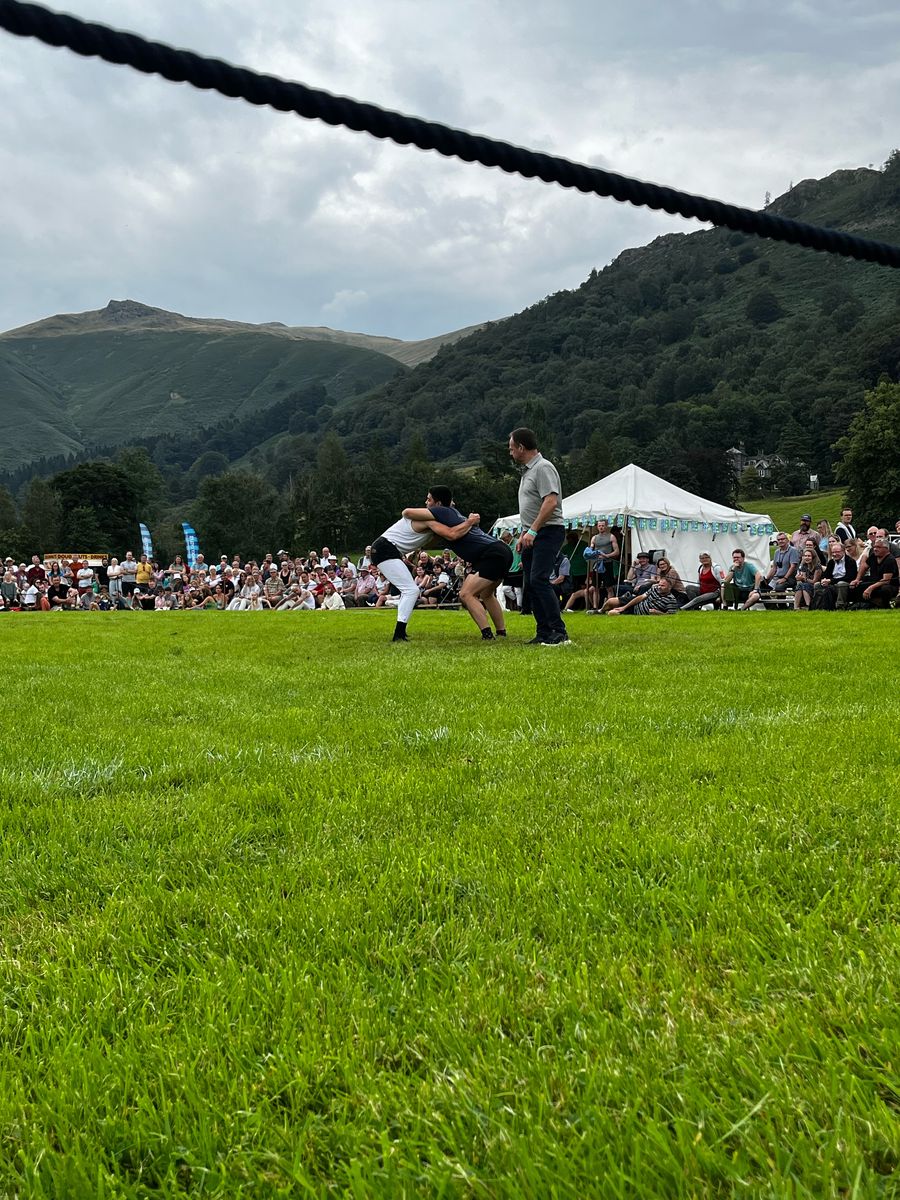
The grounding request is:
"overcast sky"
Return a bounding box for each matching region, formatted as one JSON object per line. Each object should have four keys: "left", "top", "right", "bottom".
{"left": 1, "top": 0, "right": 899, "bottom": 340}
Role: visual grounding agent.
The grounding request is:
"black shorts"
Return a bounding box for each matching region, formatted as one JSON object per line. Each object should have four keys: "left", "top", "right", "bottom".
{"left": 471, "top": 543, "right": 514, "bottom": 583}
{"left": 371, "top": 536, "right": 402, "bottom": 566}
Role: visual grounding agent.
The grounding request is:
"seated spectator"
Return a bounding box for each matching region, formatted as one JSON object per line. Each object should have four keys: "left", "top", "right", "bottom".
{"left": 599, "top": 551, "right": 655, "bottom": 611}
{"left": 22, "top": 580, "right": 40, "bottom": 610}
{"left": 793, "top": 548, "right": 822, "bottom": 610}
{"left": 679, "top": 552, "right": 725, "bottom": 610}
{"left": 654, "top": 557, "right": 685, "bottom": 601}
{"left": 421, "top": 567, "right": 452, "bottom": 605}
{"left": 722, "top": 549, "right": 758, "bottom": 609}
{"left": 848, "top": 537, "right": 899, "bottom": 608}
{"left": 1, "top": 571, "right": 18, "bottom": 609}
{"left": 355, "top": 566, "right": 379, "bottom": 607}
{"left": 374, "top": 572, "right": 394, "bottom": 607}
{"left": 550, "top": 549, "right": 571, "bottom": 606}
{"left": 743, "top": 532, "right": 798, "bottom": 607}
{"left": 802, "top": 535, "right": 826, "bottom": 567}
{"left": 607, "top": 576, "right": 679, "bottom": 616}
{"left": 339, "top": 568, "right": 358, "bottom": 607}
{"left": 263, "top": 566, "right": 284, "bottom": 608}
{"left": 813, "top": 540, "right": 855, "bottom": 610}
{"left": 320, "top": 583, "right": 345, "bottom": 610}
{"left": 46, "top": 580, "right": 68, "bottom": 610}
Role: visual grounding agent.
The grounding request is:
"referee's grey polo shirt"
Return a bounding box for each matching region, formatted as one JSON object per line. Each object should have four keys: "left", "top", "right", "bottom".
{"left": 518, "top": 453, "right": 564, "bottom": 528}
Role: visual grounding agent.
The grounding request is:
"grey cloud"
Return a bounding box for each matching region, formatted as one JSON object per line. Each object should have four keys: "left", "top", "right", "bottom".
{"left": 1, "top": 0, "right": 898, "bottom": 339}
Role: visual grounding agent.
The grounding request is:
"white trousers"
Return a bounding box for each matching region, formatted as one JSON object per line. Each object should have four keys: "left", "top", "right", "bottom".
{"left": 377, "top": 558, "right": 420, "bottom": 624}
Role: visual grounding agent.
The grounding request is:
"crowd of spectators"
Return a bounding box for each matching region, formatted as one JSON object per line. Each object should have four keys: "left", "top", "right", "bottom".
{"left": 2, "top": 507, "right": 898, "bottom": 616}
{"left": 0, "top": 545, "right": 467, "bottom": 613}
{"left": 505, "top": 507, "right": 900, "bottom": 616}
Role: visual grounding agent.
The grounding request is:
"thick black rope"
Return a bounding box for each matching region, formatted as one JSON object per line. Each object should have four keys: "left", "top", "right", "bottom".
{"left": 3, "top": 0, "right": 900, "bottom": 270}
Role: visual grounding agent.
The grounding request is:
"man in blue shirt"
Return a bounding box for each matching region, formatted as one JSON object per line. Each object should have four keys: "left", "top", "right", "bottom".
{"left": 403, "top": 487, "right": 513, "bottom": 641}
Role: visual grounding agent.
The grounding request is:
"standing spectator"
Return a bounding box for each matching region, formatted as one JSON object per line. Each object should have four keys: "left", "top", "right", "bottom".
{"left": 508, "top": 426, "right": 569, "bottom": 646}
{"left": 96, "top": 556, "right": 110, "bottom": 591}
{"left": 816, "top": 520, "right": 832, "bottom": 558}
{"left": 107, "top": 557, "right": 123, "bottom": 602}
{"left": 120, "top": 552, "right": 138, "bottom": 596}
{"left": 358, "top": 545, "right": 373, "bottom": 571}
{"left": 586, "top": 519, "right": 619, "bottom": 611}
{"left": 76, "top": 561, "right": 94, "bottom": 596}
{"left": 834, "top": 508, "right": 856, "bottom": 544}
{"left": 136, "top": 554, "right": 153, "bottom": 591}
{"left": 26, "top": 555, "right": 47, "bottom": 587}
{"left": 499, "top": 531, "right": 524, "bottom": 611}
{"left": 790, "top": 514, "right": 814, "bottom": 549}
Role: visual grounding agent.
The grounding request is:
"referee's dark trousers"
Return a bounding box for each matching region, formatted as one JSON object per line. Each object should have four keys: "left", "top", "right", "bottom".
{"left": 522, "top": 526, "right": 567, "bottom": 642}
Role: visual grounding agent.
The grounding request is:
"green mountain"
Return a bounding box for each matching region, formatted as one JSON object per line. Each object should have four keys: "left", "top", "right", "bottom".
{"left": 329, "top": 163, "right": 900, "bottom": 490}
{"left": 0, "top": 300, "right": 486, "bottom": 473}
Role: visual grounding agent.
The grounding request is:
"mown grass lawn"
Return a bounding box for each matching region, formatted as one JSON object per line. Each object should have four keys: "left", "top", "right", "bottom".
{"left": 1, "top": 609, "right": 898, "bottom": 1198}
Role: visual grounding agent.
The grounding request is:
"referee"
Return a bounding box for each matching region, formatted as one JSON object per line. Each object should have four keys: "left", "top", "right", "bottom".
{"left": 508, "top": 427, "right": 570, "bottom": 646}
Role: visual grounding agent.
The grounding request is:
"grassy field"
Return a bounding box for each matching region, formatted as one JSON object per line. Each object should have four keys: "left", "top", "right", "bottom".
{"left": 2, "top": 610, "right": 898, "bottom": 1198}
{"left": 746, "top": 489, "right": 844, "bottom": 534}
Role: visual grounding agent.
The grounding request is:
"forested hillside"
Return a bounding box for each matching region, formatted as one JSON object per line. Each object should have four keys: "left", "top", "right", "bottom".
{"left": 329, "top": 163, "right": 900, "bottom": 498}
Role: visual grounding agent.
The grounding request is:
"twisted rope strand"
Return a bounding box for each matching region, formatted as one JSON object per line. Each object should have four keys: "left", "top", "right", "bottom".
{"left": 2, "top": 0, "right": 900, "bottom": 268}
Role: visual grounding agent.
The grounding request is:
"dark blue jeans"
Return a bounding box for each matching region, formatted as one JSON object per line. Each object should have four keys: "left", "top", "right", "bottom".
{"left": 521, "top": 526, "right": 567, "bottom": 641}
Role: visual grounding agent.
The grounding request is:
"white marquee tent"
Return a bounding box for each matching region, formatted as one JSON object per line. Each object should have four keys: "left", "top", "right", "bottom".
{"left": 493, "top": 463, "right": 775, "bottom": 581}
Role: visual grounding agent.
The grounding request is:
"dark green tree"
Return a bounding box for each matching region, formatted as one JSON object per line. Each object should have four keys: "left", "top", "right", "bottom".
{"left": 51, "top": 462, "right": 141, "bottom": 554}
{"left": 746, "top": 289, "right": 785, "bottom": 325}
{"left": 193, "top": 471, "right": 281, "bottom": 560}
{"left": 0, "top": 485, "right": 18, "bottom": 533}
{"left": 834, "top": 380, "right": 900, "bottom": 523}
{"left": 19, "top": 478, "right": 63, "bottom": 551}
{"left": 115, "top": 447, "right": 166, "bottom": 514}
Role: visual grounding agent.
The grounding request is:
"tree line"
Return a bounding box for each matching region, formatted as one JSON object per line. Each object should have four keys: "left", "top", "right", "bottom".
{"left": 1, "top": 382, "right": 896, "bottom": 563}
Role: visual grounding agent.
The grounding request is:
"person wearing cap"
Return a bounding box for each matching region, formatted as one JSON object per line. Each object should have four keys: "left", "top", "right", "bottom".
{"left": 599, "top": 550, "right": 655, "bottom": 611}
{"left": 791, "top": 514, "right": 814, "bottom": 549}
